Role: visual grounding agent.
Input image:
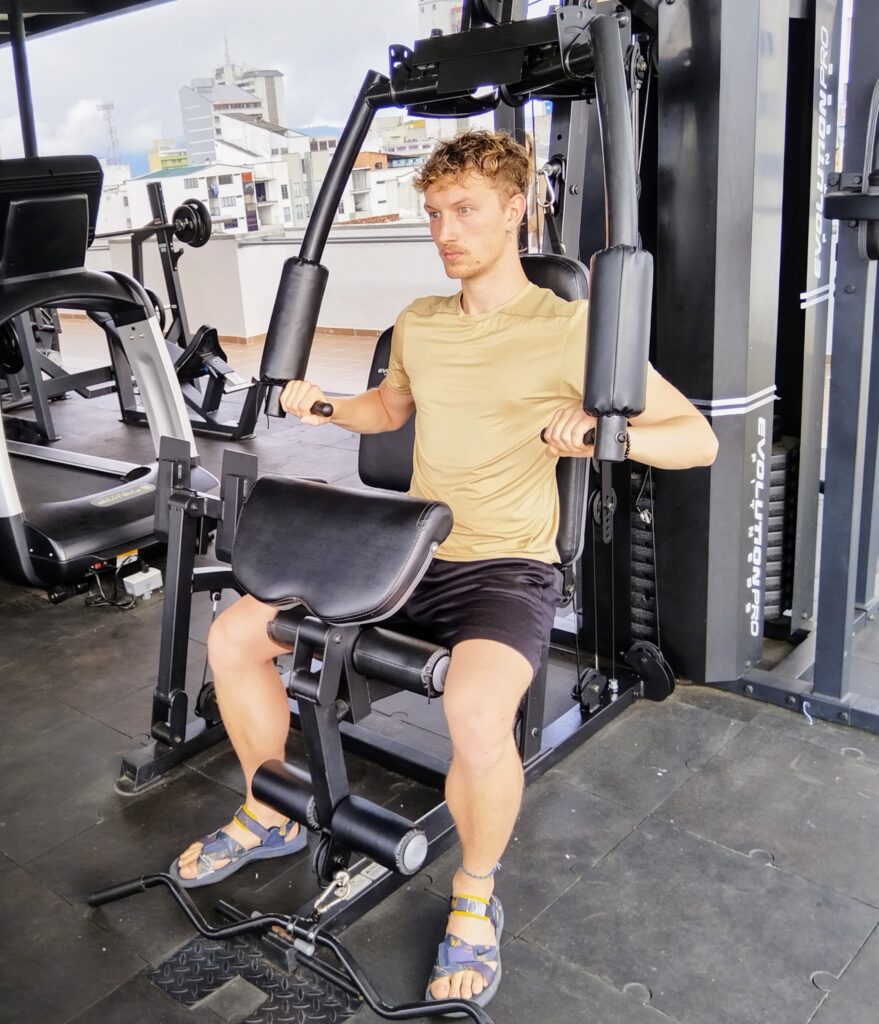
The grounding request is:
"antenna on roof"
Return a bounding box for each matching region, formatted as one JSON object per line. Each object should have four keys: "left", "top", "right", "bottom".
{"left": 97, "top": 101, "right": 120, "bottom": 165}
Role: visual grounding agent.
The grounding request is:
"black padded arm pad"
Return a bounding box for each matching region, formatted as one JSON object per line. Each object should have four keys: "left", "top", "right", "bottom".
{"left": 232, "top": 476, "right": 453, "bottom": 624}
{"left": 260, "top": 257, "right": 329, "bottom": 416}
{"left": 583, "top": 246, "right": 652, "bottom": 417}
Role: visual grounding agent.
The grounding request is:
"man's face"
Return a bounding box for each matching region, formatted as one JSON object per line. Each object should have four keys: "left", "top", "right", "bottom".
{"left": 423, "top": 172, "right": 515, "bottom": 280}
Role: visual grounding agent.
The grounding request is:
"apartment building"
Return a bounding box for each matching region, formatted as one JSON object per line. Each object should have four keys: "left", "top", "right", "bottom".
{"left": 127, "top": 159, "right": 294, "bottom": 237}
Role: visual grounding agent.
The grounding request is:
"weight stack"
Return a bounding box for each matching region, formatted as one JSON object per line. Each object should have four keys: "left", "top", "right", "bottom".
{"left": 764, "top": 437, "right": 800, "bottom": 622}
{"left": 630, "top": 469, "right": 657, "bottom": 643}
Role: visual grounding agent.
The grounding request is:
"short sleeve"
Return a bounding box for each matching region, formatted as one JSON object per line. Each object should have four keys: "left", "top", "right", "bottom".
{"left": 559, "top": 300, "right": 588, "bottom": 400}
{"left": 384, "top": 310, "right": 411, "bottom": 394}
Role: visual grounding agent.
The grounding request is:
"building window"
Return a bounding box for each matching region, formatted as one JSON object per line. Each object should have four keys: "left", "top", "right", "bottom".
{"left": 293, "top": 182, "right": 302, "bottom": 197}
{"left": 223, "top": 219, "right": 239, "bottom": 229}
{"left": 283, "top": 207, "right": 292, "bottom": 222}
{"left": 338, "top": 200, "right": 345, "bottom": 215}
{"left": 221, "top": 195, "right": 237, "bottom": 208}
{"left": 218, "top": 173, "right": 234, "bottom": 185}
{"left": 184, "top": 177, "right": 199, "bottom": 188}
{"left": 122, "top": 196, "right": 129, "bottom": 207}
{"left": 281, "top": 184, "right": 289, "bottom": 199}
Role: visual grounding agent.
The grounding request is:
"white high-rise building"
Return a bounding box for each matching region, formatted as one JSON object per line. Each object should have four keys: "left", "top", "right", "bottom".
{"left": 214, "top": 58, "right": 287, "bottom": 128}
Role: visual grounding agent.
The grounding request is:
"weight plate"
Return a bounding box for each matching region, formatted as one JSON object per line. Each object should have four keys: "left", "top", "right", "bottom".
{"left": 183, "top": 198, "right": 212, "bottom": 248}
{"left": 172, "top": 203, "right": 200, "bottom": 245}
{"left": 0, "top": 321, "right": 23, "bottom": 374}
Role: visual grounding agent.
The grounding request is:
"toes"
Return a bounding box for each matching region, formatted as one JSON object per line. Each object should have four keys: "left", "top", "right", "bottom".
{"left": 470, "top": 971, "right": 484, "bottom": 997}
{"left": 430, "top": 978, "right": 451, "bottom": 1000}
{"left": 448, "top": 972, "right": 464, "bottom": 1000}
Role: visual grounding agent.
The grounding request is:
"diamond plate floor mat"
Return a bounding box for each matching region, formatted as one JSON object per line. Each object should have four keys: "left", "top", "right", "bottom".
{"left": 150, "top": 933, "right": 361, "bottom": 1023}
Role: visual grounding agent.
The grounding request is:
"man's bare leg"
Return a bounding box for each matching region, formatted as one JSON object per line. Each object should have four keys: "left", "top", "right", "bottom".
{"left": 428, "top": 638, "right": 533, "bottom": 1002}
{"left": 177, "top": 595, "right": 298, "bottom": 881}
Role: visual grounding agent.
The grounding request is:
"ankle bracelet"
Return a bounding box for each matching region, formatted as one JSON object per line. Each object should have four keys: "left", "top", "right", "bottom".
{"left": 460, "top": 862, "right": 500, "bottom": 881}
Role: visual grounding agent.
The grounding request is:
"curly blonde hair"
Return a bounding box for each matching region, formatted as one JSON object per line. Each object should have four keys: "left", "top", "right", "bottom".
{"left": 413, "top": 129, "right": 531, "bottom": 197}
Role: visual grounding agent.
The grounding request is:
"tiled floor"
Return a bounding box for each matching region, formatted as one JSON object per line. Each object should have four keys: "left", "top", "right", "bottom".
{"left": 1, "top": 325, "right": 878, "bottom": 1024}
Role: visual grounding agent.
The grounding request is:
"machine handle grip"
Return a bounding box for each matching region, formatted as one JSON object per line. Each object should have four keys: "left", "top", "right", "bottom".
{"left": 87, "top": 877, "right": 147, "bottom": 907}
{"left": 539, "top": 426, "right": 596, "bottom": 446}
{"left": 310, "top": 401, "right": 334, "bottom": 418}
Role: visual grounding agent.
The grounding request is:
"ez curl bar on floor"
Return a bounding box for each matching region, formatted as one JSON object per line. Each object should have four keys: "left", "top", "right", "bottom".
{"left": 87, "top": 871, "right": 493, "bottom": 1023}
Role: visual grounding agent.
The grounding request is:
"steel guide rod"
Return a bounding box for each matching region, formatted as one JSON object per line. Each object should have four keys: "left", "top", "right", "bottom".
{"left": 9, "top": 0, "right": 38, "bottom": 158}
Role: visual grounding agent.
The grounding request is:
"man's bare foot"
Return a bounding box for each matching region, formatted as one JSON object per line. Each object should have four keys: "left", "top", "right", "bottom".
{"left": 177, "top": 803, "right": 300, "bottom": 882}
{"left": 428, "top": 869, "right": 499, "bottom": 1002}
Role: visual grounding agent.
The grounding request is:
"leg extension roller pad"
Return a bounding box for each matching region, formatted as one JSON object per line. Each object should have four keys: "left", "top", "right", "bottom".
{"left": 254, "top": 759, "right": 428, "bottom": 875}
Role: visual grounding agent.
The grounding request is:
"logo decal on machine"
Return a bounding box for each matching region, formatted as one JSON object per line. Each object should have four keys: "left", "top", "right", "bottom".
{"left": 812, "top": 22, "right": 834, "bottom": 284}
{"left": 745, "top": 418, "right": 767, "bottom": 637}
{"left": 91, "top": 483, "right": 156, "bottom": 508}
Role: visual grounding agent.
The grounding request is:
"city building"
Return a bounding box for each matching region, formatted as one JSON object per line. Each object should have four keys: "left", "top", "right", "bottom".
{"left": 418, "top": 0, "right": 464, "bottom": 37}
{"left": 179, "top": 81, "right": 263, "bottom": 165}
{"left": 214, "top": 57, "right": 287, "bottom": 128}
{"left": 147, "top": 138, "right": 188, "bottom": 172}
{"left": 95, "top": 161, "right": 133, "bottom": 235}
{"left": 127, "top": 159, "right": 295, "bottom": 237}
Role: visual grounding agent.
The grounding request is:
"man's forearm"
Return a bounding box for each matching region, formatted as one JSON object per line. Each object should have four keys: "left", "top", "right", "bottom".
{"left": 329, "top": 388, "right": 399, "bottom": 434}
{"left": 628, "top": 416, "right": 718, "bottom": 469}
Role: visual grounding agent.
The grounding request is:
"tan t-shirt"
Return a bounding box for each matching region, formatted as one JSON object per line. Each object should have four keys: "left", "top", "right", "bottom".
{"left": 385, "top": 281, "right": 587, "bottom": 564}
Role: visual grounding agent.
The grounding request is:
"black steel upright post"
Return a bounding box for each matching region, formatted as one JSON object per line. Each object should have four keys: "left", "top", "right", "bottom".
{"left": 147, "top": 182, "right": 191, "bottom": 343}
{"left": 653, "top": 0, "right": 788, "bottom": 683}
{"left": 790, "top": 0, "right": 844, "bottom": 630}
{"left": 856, "top": 276, "right": 879, "bottom": 609}
{"left": 813, "top": 0, "right": 879, "bottom": 698}
{"left": 9, "top": 0, "right": 38, "bottom": 158}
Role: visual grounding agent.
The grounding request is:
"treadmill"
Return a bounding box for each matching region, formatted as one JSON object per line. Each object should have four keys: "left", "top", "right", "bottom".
{"left": 0, "top": 155, "right": 216, "bottom": 591}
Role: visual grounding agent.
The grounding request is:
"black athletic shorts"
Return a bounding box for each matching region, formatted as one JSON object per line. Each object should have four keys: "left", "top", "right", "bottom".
{"left": 383, "top": 557, "right": 564, "bottom": 676}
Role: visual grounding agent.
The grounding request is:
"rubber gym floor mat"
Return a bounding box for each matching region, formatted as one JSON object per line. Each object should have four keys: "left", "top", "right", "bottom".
{"left": 150, "top": 933, "right": 361, "bottom": 1024}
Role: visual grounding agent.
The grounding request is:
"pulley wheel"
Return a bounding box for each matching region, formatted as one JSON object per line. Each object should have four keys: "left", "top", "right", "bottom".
{"left": 144, "top": 288, "right": 167, "bottom": 332}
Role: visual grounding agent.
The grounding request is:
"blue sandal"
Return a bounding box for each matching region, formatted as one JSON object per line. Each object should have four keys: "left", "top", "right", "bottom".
{"left": 426, "top": 894, "right": 504, "bottom": 1015}
{"left": 170, "top": 805, "right": 307, "bottom": 889}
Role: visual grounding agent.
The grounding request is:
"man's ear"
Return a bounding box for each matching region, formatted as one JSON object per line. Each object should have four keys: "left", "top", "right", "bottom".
{"left": 508, "top": 192, "right": 527, "bottom": 227}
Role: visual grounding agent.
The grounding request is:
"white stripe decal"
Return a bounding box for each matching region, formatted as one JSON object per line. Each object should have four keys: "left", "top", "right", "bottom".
{"left": 801, "top": 291, "right": 832, "bottom": 310}
{"left": 690, "top": 385, "right": 777, "bottom": 411}
{"left": 800, "top": 283, "right": 832, "bottom": 302}
{"left": 700, "top": 393, "right": 777, "bottom": 418}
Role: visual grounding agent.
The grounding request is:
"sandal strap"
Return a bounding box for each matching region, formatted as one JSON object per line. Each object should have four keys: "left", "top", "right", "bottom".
{"left": 430, "top": 934, "right": 498, "bottom": 987}
{"left": 194, "top": 827, "right": 247, "bottom": 878}
{"left": 233, "top": 805, "right": 293, "bottom": 844}
{"left": 450, "top": 894, "right": 502, "bottom": 933}
{"left": 450, "top": 896, "right": 491, "bottom": 919}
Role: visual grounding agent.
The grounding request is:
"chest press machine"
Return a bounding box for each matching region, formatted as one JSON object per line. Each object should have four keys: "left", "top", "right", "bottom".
{"left": 94, "top": 6, "right": 672, "bottom": 1020}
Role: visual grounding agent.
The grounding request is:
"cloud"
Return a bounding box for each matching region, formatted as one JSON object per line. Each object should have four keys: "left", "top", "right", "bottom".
{"left": 0, "top": 0, "right": 421, "bottom": 159}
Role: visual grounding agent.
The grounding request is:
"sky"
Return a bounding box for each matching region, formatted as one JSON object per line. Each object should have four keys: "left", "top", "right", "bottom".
{"left": 0, "top": 0, "right": 428, "bottom": 165}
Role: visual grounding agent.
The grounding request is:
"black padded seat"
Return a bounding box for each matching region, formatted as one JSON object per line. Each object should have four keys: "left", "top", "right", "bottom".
{"left": 232, "top": 476, "right": 452, "bottom": 624}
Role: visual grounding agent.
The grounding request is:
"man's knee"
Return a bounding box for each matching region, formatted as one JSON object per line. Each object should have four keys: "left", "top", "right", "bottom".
{"left": 443, "top": 684, "right": 519, "bottom": 770}
{"left": 206, "top": 597, "right": 277, "bottom": 673}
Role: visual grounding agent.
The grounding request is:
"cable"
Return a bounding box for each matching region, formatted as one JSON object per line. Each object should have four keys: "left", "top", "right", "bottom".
{"left": 85, "top": 563, "right": 137, "bottom": 611}
{"left": 647, "top": 466, "right": 661, "bottom": 650}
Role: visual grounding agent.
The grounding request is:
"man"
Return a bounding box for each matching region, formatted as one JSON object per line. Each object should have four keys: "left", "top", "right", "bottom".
{"left": 174, "top": 130, "right": 718, "bottom": 1011}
